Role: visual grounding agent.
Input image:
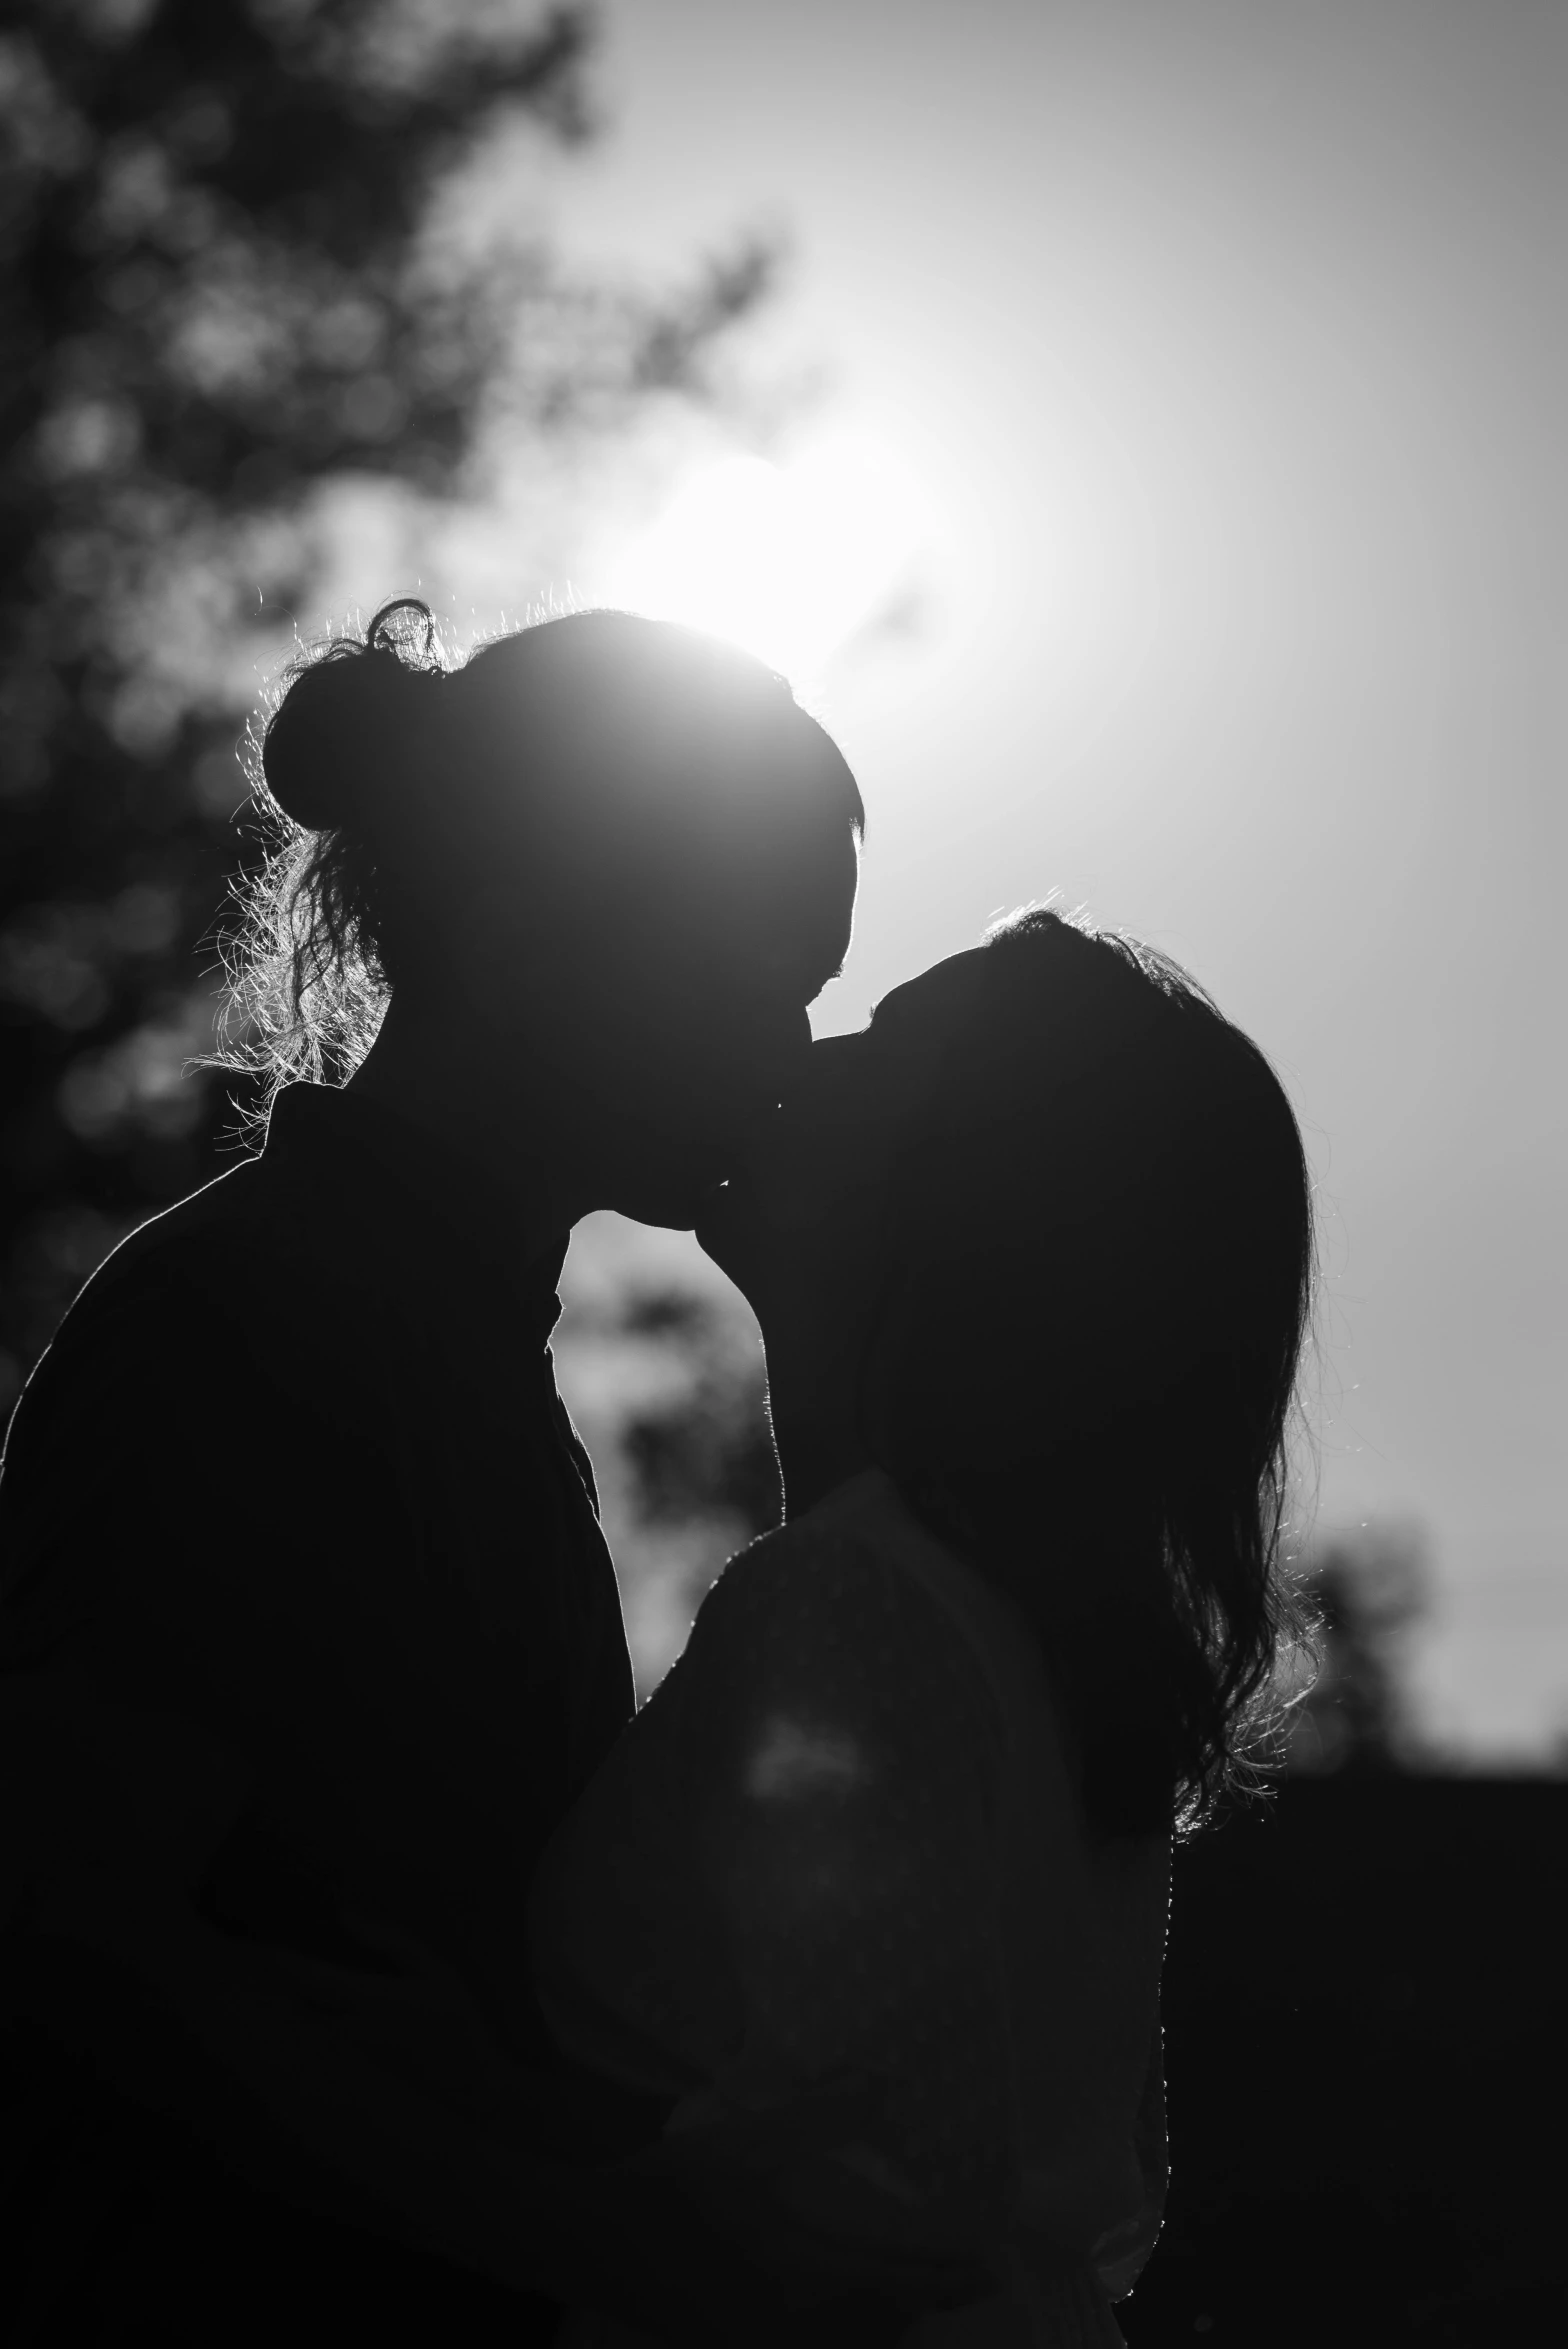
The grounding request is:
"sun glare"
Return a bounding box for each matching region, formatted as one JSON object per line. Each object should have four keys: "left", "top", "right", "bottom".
{"left": 603, "top": 433, "right": 926, "bottom": 684}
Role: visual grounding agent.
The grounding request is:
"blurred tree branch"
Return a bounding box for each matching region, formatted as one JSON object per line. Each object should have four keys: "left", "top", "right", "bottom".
{"left": 0, "top": 0, "right": 778, "bottom": 1410}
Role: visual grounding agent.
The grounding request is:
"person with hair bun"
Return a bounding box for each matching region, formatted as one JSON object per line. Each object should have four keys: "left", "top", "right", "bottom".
{"left": 515, "top": 903, "right": 1315, "bottom": 2343}
{"left": 245, "top": 601, "right": 864, "bottom": 1230}
{"left": 0, "top": 603, "right": 956, "bottom": 2346}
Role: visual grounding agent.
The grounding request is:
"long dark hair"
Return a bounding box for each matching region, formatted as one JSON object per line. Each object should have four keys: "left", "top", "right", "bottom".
{"left": 861, "top": 906, "right": 1316, "bottom": 1843}
{"left": 216, "top": 598, "right": 865, "bottom": 1098}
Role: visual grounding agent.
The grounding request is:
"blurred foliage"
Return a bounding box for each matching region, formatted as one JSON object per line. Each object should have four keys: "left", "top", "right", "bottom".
{"left": 618, "top": 1287, "right": 781, "bottom": 1541}
{"left": 552, "top": 1217, "right": 778, "bottom": 1701}
{"left": 1284, "top": 1519, "right": 1436, "bottom": 1776}
{"left": 0, "top": 0, "right": 775, "bottom": 1414}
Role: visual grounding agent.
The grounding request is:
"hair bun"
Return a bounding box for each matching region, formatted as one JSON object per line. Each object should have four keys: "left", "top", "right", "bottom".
{"left": 262, "top": 630, "right": 433, "bottom": 832}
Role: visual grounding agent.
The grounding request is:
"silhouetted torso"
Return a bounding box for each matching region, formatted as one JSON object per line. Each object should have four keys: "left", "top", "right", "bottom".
{"left": 0, "top": 1082, "right": 639, "bottom": 2342}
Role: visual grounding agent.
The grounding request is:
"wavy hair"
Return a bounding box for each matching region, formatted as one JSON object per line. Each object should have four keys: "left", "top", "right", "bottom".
{"left": 218, "top": 599, "right": 448, "bottom": 1095}
{"left": 863, "top": 905, "right": 1317, "bottom": 1843}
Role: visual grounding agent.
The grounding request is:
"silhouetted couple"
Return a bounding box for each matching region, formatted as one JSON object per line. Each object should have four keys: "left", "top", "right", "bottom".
{"left": 0, "top": 604, "right": 1313, "bottom": 2347}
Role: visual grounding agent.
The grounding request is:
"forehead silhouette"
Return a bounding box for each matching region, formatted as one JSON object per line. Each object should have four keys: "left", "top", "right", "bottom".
{"left": 454, "top": 614, "right": 862, "bottom": 962}
{"left": 463, "top": 615, "right": 803, "bottom": 800}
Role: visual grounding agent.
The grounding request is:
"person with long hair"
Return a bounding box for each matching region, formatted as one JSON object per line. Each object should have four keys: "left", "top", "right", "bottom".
{"left": 1, "top": 602, "right": 945, "bottom": 2345}
{"left": 522, "top": 902, "right": 1316, "bottom": 2340}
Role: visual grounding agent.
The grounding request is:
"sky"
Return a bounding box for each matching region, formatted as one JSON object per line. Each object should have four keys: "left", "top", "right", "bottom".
{"left": 524, "top": 0, "right": 1563, "bottom": 1755}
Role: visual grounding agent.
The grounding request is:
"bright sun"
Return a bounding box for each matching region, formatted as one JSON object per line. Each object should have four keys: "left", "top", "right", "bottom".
{"left": 602, "top": 433, "right": 927, "bottom": 684}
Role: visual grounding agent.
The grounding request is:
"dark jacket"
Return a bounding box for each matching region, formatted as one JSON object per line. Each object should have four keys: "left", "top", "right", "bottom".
{"left": 0, "top": 1082, "right": 645, "bottom": 2342}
